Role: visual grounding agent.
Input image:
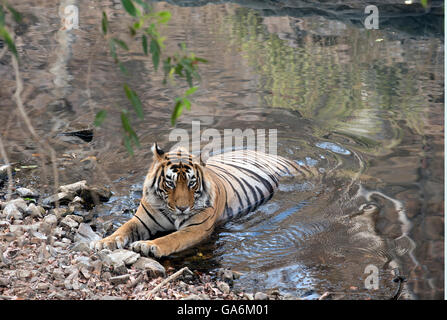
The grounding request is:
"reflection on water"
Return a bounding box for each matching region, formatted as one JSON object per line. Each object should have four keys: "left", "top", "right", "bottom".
{"left": 0, "top": 1, "right": 443, "bottom": 299}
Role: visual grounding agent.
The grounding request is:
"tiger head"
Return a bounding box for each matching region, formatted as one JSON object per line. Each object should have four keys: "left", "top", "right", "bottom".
{"left": 143, "top": 143, "right": 213, "bottom": 217}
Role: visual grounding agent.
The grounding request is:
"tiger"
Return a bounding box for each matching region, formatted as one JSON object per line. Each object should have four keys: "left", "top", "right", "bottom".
{"left": 91, "top": 143, "right": 315, "bottom": 258}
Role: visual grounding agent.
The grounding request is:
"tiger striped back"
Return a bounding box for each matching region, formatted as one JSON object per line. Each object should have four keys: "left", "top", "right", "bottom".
{"left": 205, "top": 149, "right": 313, "bottom": 222}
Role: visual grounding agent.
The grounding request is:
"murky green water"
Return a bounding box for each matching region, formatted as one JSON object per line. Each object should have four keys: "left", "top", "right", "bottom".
{"left": 0, "top": 1, "right": 443, "bottom": 299}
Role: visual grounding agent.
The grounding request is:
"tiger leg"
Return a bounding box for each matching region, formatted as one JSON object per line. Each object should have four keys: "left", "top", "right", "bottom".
{"left": 91, "top": 217, "right": 143, "bottom": 251}
{"left": 130, "top": 209, "right": 217, "bottom": 258}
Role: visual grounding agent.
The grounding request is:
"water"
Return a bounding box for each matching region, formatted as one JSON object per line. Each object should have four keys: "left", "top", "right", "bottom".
{"left": 0, "top": 1, "right": 443, "bottom": 299}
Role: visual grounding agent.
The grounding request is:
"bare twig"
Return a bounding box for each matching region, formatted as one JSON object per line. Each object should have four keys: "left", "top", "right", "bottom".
{"left": 0, "top": 135, "right": 14, "bottom": 200}
{"left": 11, "top": 49, "right": 60, "bottom": 196}
{"left": 147, "top": 267, "right": 194, "bottom": 299}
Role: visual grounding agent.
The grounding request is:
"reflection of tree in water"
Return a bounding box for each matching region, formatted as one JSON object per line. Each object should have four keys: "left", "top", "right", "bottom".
{"left": 221, "top": 8, "right": 442, "bottom": 155}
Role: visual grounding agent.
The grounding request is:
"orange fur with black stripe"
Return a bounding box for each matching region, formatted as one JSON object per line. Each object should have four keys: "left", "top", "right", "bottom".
{"left": 92, "top": 143, "right": 313, "bottom": 258}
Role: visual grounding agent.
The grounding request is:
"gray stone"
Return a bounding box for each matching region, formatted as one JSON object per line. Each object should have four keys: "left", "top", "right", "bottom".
{"left": 66, "top": 214, "right": 83, "bottom": 224}
{"left": 16, "top": 187, "right": 39, "bottom": 198}
{"left": 133, "top": 257, "right": 166, "bottom": 278}
{"left": 217, "top": 281, "right": 230, "bottom": 294}
{"left": 0, "top": 277, "right": 10, "bottom": 287}
{"left": 243, "top": 293, "right": 254, "bottom": 300}
{"left": 74, "top": 223, "right": 101, "bottom": 243}
{"left": 25, "top": 203, "right": 44, "bottom": 218}
{"left": 43, "top": 214, "right": 58, "bottom": 227}
{"left": 112, "top": 262, "right": 128, "bottom": 275}
{"left": 3, "top": 198, "right": 27, "bottom": 220}
{"left": 49, "top": 208, "right": 69, "bottom": 220}
{"left": 42, "top": 192, "right": 74, "bottom": 206}
{"left": 71, "top": 242, "right": 91, "bottom": 253}
{"left": 60, "top": 216, "right": 79, "bottom": 229}
{"left": 108, "top": 249, "right": 140, "bottom": 266}
{"left": 254, "top": 292, "right": 269, "bottom": 300}
{"left": 59, "top": 180, "right": 87, "bottom": 195}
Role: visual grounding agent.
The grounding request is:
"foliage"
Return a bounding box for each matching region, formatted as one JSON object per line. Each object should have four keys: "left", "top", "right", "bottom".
{"left": 0, "top": 1, "right": 21, "bottom": 58}
{"left": 99, "top": 0, "right": 207, "bottom": 155}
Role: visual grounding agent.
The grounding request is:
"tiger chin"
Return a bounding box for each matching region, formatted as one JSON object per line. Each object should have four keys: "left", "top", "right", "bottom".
{"left": 91, "top": 143, "right": 311, "bottom": 258}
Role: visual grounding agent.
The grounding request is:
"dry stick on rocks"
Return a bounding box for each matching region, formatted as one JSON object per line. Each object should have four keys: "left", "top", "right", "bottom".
{"left": 147, "top": 267, "right": 194, "bottom": 299}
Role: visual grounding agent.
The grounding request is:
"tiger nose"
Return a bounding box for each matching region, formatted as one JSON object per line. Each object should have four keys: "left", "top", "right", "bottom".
{"left": 176, "top": 205, "right": 188, "bottom": 213}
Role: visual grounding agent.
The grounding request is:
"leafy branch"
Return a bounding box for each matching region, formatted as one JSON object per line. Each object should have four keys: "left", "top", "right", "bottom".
{"left": 99, "top": 0, "right": 207, "bottom": 155}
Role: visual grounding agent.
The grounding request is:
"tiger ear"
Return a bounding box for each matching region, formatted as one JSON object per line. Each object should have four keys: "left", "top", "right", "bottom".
{"left": 151, "top": 143, "right": 165, "bottom": 161}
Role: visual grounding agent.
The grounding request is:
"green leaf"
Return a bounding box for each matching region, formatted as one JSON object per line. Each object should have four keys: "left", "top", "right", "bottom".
{"left": 123, "top": 84, "right": 144, "bottom": 119}
{"left": 94, "top": 110, "right": 107, "bottom": 127}
{"left": 184, "top": 86, "right": 198, "bottom": 96}
{"left": 112, "top": 38, "right": 129, "bottom": 51}
{"left": 142, "top": 34, "right": 148, "bottom": 55}
{"left": 123, "top": 134, "right": 134, "bottom": 156}
{"left": 0, "top": 26, "right": 17, "bottom": 57}
{"left": 157, "top": 11, "right": 171, "bottom": 24}
{"left": 121, "top": 0, "right": 138, "bottom": 17}
{"left": 108, "top": 39, "right": 117, "bottom": 62}
{"left": 171, "top": 100, "right": 183, "bottom": 125}
{"left": 421, "top": 0, "right": 428, "bottom": 8}
{"left": 195, "top": 57, "right": 208, "bottom": 63}
{"left": 118, "top": 61, "right": 128, "bottom": 75}
{"left": 101, "top": 12, "right": 108, "bottom": 34}
{"left": 183, "top": 98, "right": 191, "bottom": 111}
{"left": 120, "top": 110, "right": 133, "bottom": 133}
{"left": 7, "top": 5, "right": 21, "bottom": 23}
{"left": 150, "top": 38, "right": 160, "bottom": 71}
{"left": 185, "top": 70, "right": 193, "bottom": 87}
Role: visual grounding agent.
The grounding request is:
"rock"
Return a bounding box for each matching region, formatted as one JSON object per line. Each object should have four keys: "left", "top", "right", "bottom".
{"left": 107, "top": 249, "right": 140, "bottom": 266}
{"left": 16, "top": 187, "right": 39, "bottom": 198}
{"left": 133, "top": 257, "right": 166, "bottom": 278}
{"left": 254, "top": 292, "right": 269, "bottom": 300}
{"left": 49, "top": 208, "right": 69, "bottom": 220}
{"left": 96, "top": 249, "right": 113, "bottom": 265}
{"left": 112, "top": 262, "right": 128, "bottom": 275}
{"left": 217, "top": 268, "right": 235, "bottom": 284}
{"left": 0, "top": 164, "right": 11, "bottom": 182}
{"left": 60, "top": 216, "right": 79, "bottom": 229}
{"left": 74, "top": 223, "right": 101, "bottom": 243}
{"left": 36, "top": 283, "right": 50, "bottom": 291}
{"left": 3, "top": 198, "right": 27, "bottom": 220}
{"left": 183, "top": 294, "right": 203, "bottom": 300}
{"left": 43, "top": 214, "right": 58, "bottom": 227}
{"left": 66, "top": 214, "right": 83, "bottom": 224}
{"left": 79, "top": 186, "right": 112, "bottom": 204}
{"left": 42, "top": 192, "right": 74, "bottom": 206}
{"left": 109, "top": 274, "right": 130, "bottom": 285}
{"left": 25, "top": 203, "right": 44, "bottom": 218}
{"left": 0, "top": 277, "right": 10, "bottom": 287}
{"left": 59, "top": 180, "right": 87, "bottom": 195}
{"left": 217, "top": 281, "right": 231, "bottom": 294}
{"left": 71, "top": 242, "right": 91, "bottom": 253}
{"left": 243, "top": 293, "right": 254, "bottom": 300}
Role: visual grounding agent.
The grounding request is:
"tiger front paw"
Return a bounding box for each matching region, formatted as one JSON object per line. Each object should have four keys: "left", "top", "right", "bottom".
{"left": 130, "top": 240, "right": 163, "bottom": 258}
{"left": 90, "top": 234, "right": 129, "bottom": 251}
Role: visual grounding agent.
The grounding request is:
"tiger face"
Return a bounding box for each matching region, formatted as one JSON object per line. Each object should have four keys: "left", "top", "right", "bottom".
{"left": 144, "top": 143, "right": 212, "bottom": 219}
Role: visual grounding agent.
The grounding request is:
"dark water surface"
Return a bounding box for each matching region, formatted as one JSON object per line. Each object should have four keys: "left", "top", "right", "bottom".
{"left": 0, "top": 1, "right": 443, "bottom": 299}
